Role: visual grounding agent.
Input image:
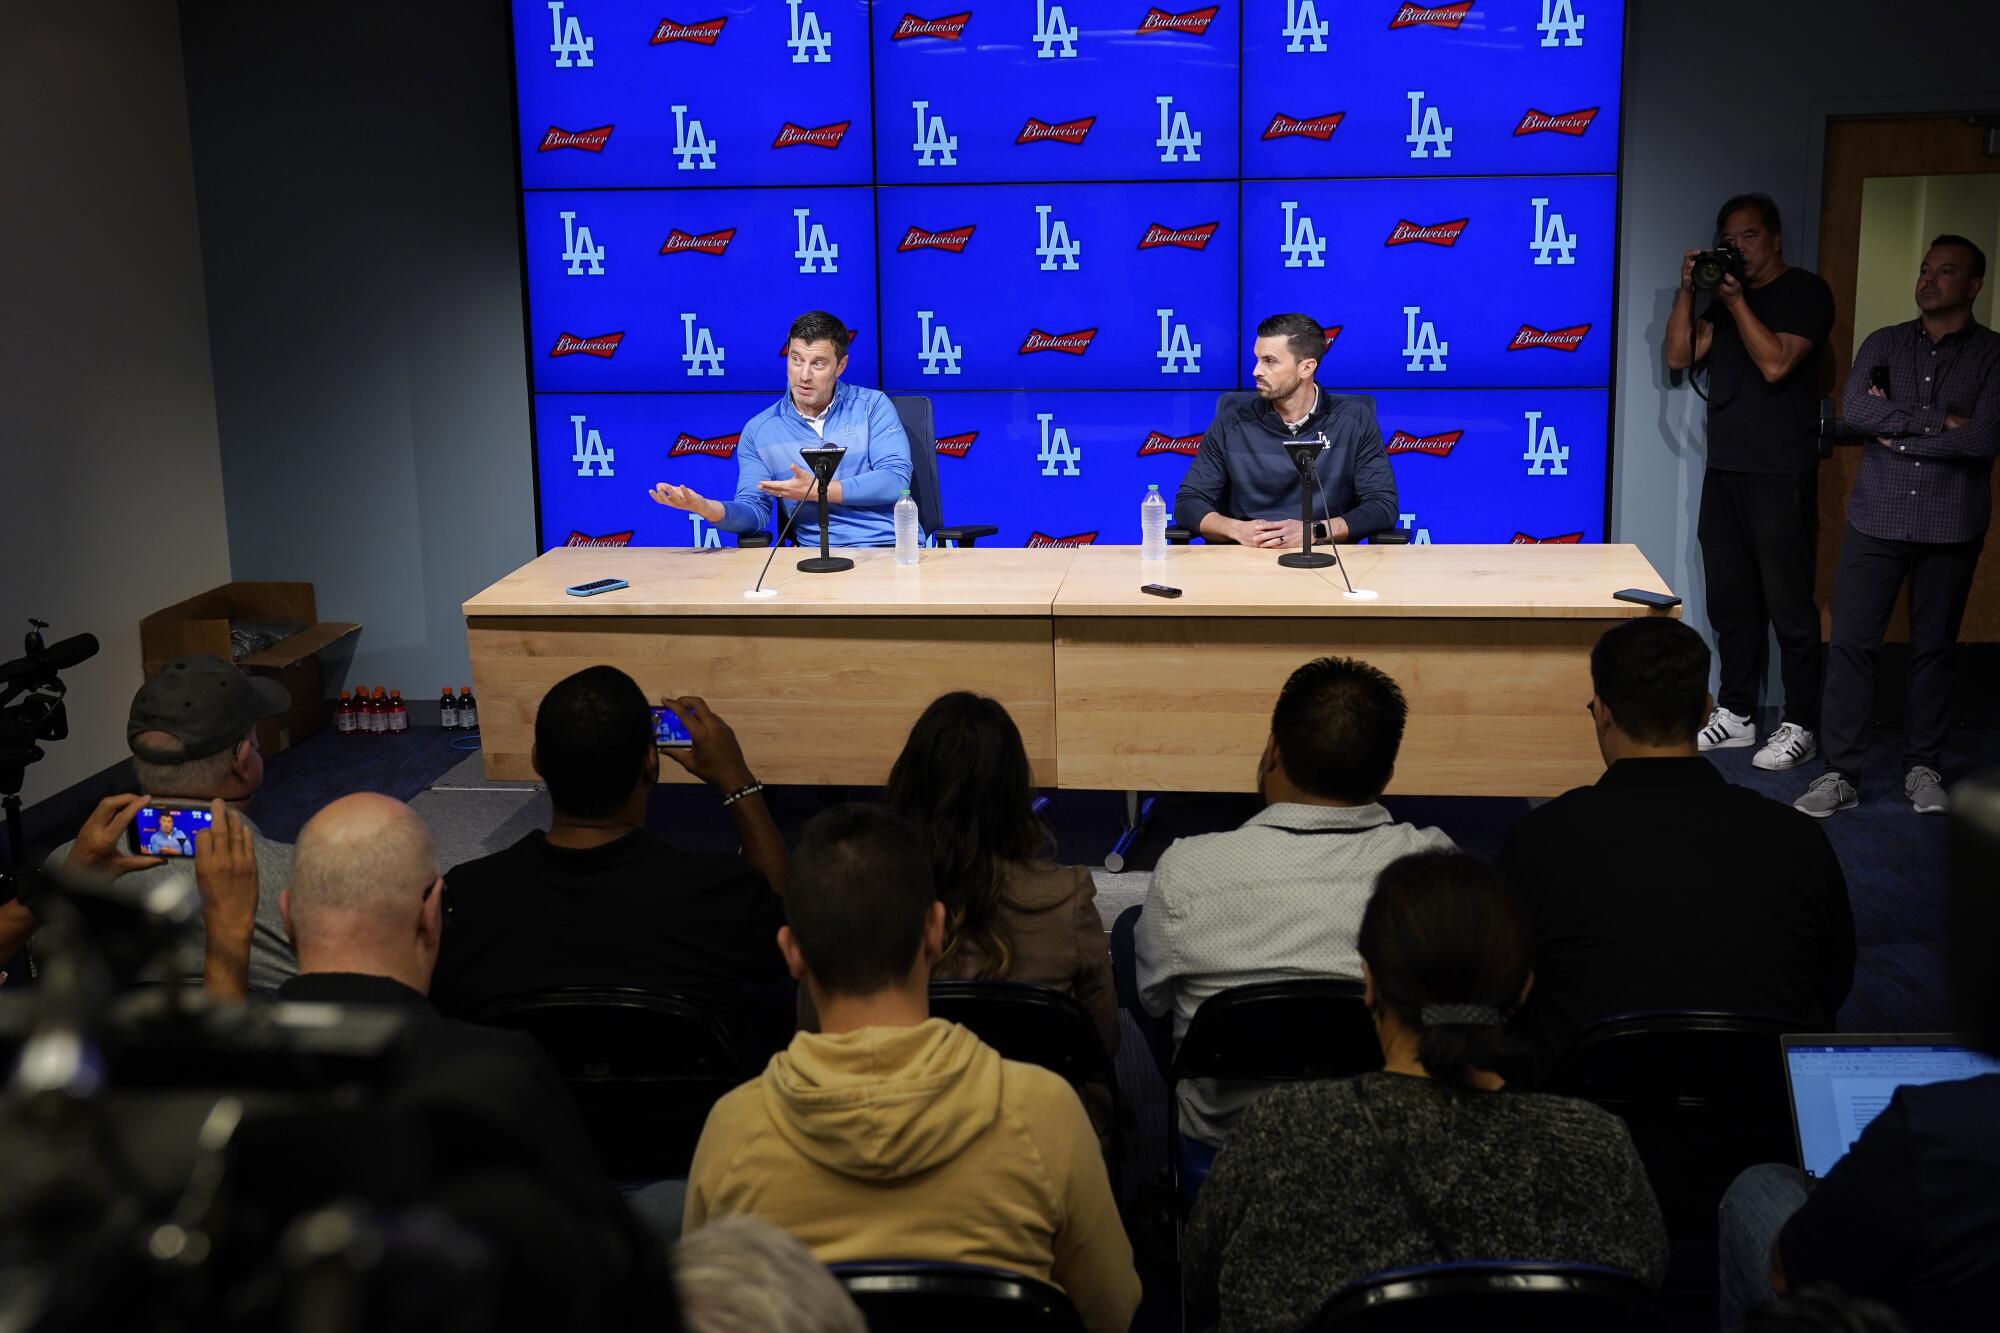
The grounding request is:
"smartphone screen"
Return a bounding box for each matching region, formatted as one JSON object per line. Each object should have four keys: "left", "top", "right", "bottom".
{"left": 126, "top": 803, "right": 215, "bottom": 857}
{"left": 649, "top": 705, "right": 693, "bottom": 748}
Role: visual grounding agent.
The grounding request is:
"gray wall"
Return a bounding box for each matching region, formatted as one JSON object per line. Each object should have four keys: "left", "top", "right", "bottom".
{"left": 0, "top": 3, "right": 231, "bottom": 808}
{"left": 1612, "top": 0, "right": 2000, "bottom": 691}
{"left": 179, "top": 0, "right": 536, "bottom": 704}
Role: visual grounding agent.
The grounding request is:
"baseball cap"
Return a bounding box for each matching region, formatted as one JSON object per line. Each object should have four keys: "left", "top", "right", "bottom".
{"left": 129, "top": 655, "right": 292, "bottom": 763}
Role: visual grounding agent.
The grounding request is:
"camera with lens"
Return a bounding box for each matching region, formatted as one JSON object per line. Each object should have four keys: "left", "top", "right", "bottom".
{"left": 1690, "top": 244, "right": 1745, "bottom": 292}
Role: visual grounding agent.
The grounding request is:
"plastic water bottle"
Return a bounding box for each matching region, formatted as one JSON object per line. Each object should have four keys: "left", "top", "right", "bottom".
{"left": 894, "top": 489, "right": 920, "bottom": 565}
{"left": 1141, "top": 484, "right": 1168, "bottom": 561}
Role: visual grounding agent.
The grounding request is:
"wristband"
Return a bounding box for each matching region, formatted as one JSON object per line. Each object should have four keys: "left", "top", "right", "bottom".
{"left": 721, "top": 781, "right": 765, "bottom": 807}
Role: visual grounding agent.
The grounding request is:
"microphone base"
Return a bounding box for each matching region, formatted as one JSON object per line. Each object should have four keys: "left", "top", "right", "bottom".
{"left": 1277, "top": 551, "right": 1336, "bottom": 569}
{"left": 796, "top": 555, "right": 854, "bottom": 574}
{"left": 1343, "top": 588, "right": 1380, "bottom": 601}
{"left": 742, "top": 588, "right": 780, "bottom": 600}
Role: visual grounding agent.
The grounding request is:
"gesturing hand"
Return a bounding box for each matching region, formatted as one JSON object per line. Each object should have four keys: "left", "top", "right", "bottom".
{"left": 755, "top": 464, "right": 820, "bottom": 503}
{"left": 649, "top": 482, "right": 715, "bottom": 518}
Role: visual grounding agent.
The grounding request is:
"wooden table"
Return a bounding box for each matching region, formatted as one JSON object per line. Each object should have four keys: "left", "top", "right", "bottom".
{"left": 463, "top": 543, "right": 1677, "bottom": 796}
{"left": 1053, "top": 543, "right": 1678, "bottom": 796}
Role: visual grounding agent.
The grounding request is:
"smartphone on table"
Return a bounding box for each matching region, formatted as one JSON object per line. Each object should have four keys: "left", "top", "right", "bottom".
{"left": 124, "top": 799, "right": 216, "bottom": 858}
{"left": 649, "top": 705, "right": 693, "bottom": 749}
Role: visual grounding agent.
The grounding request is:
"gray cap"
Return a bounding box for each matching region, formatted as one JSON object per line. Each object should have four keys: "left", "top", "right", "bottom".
{"left": 129, "top": 655, "right": 291, "bottom": 763}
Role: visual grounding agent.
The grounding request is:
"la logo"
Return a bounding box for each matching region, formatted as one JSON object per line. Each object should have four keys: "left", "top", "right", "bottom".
{"left": 1037, "top": 413, "right": 1082, "bottom": 477}
{"left": 570, "top": 414, "right": 613, "bottom": 476}
{"left": 687, "top": 514, "right": 722, "bottom": 549}
{"left": 1530, "top": 197, "right": 1578, "bottom": 266}
{"left": 1156, "top": 96, "right": 1201, "bottom": 164}
{"left": 794, "top": 208, "right": 838, "bottom": 274}
{"left": 680, "top": 313, "right": 726, "bottom": 377}
{"left": 560, "top": 210, "right": 604, "bottom": 276}
{"left": 1523, "top": 410, "right": 1569, "bottom": 476}
{"left": 1539, "top": 0, "right": 1585, "bottom": 47}
{"left": 1283, "top": 0, "right": 1328, "bottom": 53}
{"left": 1035, "top": 0, "right": 1078, "bottom": 59}
{"left": 1157, "top": 308, "right": 1201, "bottom": 375}
{"left": 671, "top": 104, "right": 717, "bottom": 171}
{"left": 786, "top": 0, "right": 831, "bottom": 62}
{"left": 1406, "top": 91, "right": 1453, "bottom": 159}
{"left": 547, "top": 1, "right": 594, "bottom": 68}
{"left": 1281, "top": 200, "right": 1325, "bottom": 269}
{"left": 912, "top": 101, "right": 958, "bottom": 168}
{"left": 1402, "top": 305, "right": 1449, "bottom": 373}
{"left": 1036, "top": 204, "right": 1081, "bottom": 272}
{"left": 917, "top": 310, "right": 963, "bottom": 376}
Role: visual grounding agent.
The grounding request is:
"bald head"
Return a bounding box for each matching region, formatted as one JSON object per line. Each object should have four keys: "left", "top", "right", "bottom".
{"left": 286, "top": 794, "right": 440, "bottom": 961}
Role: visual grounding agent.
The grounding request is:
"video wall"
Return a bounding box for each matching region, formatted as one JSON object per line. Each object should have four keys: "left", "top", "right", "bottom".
{"left": 512, "top": 1, "right": 1624, "bottom": 549}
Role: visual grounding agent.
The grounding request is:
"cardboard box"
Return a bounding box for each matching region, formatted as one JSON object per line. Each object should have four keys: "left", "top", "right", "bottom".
{"left": 140, "top": 582, "right": 361, "bottom": 756}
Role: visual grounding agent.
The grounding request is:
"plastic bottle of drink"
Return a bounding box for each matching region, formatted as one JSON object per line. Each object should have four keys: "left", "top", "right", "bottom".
{"left": 357, "top": 688, "right": 376, "bottom": 735}
{"left": 440, "top": 686, "right": 460, "bottom": 730}
{"left": 388, "top": 690, "right": 409, "bottom": 734}
{"left": 1141, "top": 484, "right": 1168, "bottom": 561}
{"left": 370, "top": 687, "right": 389, "bottom": 735}
{"left": 894, "top": 489, "right": 920, "bottom": 566}
{"left": 458, "top": 686, "right": 478, "bottom": 731}
{"left": 336, "top": 690, "right": 355, "bottom": 735}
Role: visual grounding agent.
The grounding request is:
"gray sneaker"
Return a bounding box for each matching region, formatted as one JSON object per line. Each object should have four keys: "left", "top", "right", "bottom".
{"left": 1906, "top": 766, "right": 1950, "bottom": 815}
{"left": 1795, "top": 772, "right": 1859, "bottom": 819}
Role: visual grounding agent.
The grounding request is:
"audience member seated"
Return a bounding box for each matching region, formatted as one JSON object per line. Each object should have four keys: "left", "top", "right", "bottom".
{"left": 1135, "top": 656, "right": 1453, "bottom": 1150}
{"left": 1497, "top": 617, "right": 1855, "bottom": 1081}
{"left": 429, "top": 667, "right": 791, "bottom": 1055}
{"left": 39, "top": 655, "right": 299, "bottom": 991}
{"left": 673, "top": 1216, "right": 866, "bottom": 1333}
{"left": 1184, "top": 850, "right": 1667, "bottom": 1332}
{"left": 1716, "top": 770, "right": 2000, "bottom": 1332}
{"left": 1737, "top": 1285, "right": 1914, "bottom": 1333}
{"left": 801, "top": 692, "right": 1119, "bottom": 1130}
{"left": 683, "top": 804, "right": 1141, "bottom": 1333}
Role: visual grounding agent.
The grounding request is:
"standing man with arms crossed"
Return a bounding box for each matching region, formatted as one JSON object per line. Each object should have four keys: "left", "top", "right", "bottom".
{"left": 649, "top": 311, "right": 912, "bottom": 547}
{"left": 1797, "top": 236, "right": 1999, "bottom": 818}
{"left": 1665, "top": 194, "right": 1835, "bottom": 772}
{"left": 1175, "top": 313, "right": 1399, "bottom": 548}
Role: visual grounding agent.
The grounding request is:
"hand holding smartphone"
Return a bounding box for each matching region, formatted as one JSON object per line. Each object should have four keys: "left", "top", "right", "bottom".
{"left": 650, "top": 704, "right": 693, "bottom": 748}
{"left": 124, "top": 798, "right": 217, "bottom": 858}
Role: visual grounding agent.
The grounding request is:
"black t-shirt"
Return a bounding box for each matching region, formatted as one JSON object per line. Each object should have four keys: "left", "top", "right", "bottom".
{"left": 430, "top": 828, "right": 791, "bottom": 1056}
{"left": 1697, "top": 266, "right": 1835, "bottom": 473}
{"left": 1781, "top": 1073, "right": 2000, "bottom": 1331}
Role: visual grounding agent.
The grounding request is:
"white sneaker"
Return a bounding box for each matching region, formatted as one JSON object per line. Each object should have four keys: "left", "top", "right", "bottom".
{"left": 1752, "top": 723, "right": 1817, "bottom": 771}
{"left": 1697, "top": 707, "right": 1756, "bottom": 751}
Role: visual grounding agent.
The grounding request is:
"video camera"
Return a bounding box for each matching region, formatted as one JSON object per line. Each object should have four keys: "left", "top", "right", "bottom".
{"left": 1690, "top": 244, "right": 1745, "bottom": 292}
{"left": 2, "top": 619, "right": 98, "bottom": 898}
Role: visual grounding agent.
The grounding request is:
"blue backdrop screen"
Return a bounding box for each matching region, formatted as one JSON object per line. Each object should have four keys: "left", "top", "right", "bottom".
{"left": 513, "top": 1, "right": 1623, "bottom": 549}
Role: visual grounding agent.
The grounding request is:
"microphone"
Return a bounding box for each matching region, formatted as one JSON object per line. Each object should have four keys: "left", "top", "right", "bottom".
{"left": 1301, "top": 469, "right": 1378, "bottom": 602}
{"left": 744, "top": 495, "right": 813, "bottom": 599}
{"left": 796, "top": 444, "right": 853, "bottom": 575}
{"left": 1277, "top": 436, "right": 1334, "bottom": 570}
{"left": 0, "top": 632, "right": 99, "bottom": 691}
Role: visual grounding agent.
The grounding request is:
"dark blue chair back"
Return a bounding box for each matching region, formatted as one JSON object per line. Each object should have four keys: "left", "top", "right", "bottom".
{"left": 832, "top": 1260, "right": 1086, "bottom": 1332}
{"left": 1314, "top": 1261, "right": 1667, "bottom": 1331}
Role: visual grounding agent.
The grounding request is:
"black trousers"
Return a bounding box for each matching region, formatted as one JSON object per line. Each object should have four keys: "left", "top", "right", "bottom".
{"left": 1821, "top": 523, "right": 1985, "bottom": 778}
{"left": 1698, "top": 468, "right": 1823, "bottom": 728}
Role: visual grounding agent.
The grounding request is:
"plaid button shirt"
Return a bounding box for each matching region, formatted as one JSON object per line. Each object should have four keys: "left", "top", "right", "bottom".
{"left": 1842, "top": 319, "right": 2000, "bottom": 544}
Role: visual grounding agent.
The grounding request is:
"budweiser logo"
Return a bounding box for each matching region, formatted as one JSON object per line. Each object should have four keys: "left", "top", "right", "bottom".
{"left": 669, "top": 432, "right": 739, "bottom": 458}
{"left": 935, "top": 431, "right": 977, "bottom": 458}
{"left": 1386, "top": 217, "right": 1469, "bottom": 247}
{"left": 1263, "top": 112, "right": 1344, "bottom": 141}
{"left": 898, "top": 225, "right": 975, "bottom": 253}
{"left": 1385, "top": 429, "right": 1463, "bottom": 457}
{"left": 1323, "top": 325, "right": 1343, "bottom": 346}
{"left": 1026, "top": 530, "right": 1099, "bottom": 548}
{"left": 1514, "top": 107, "right": 1599, "bottom": 137}
{"left": 1511, "top": 531, "right": 1584, "bottom": 544}
{"left": 1138, "top": 221, "right": 1218, "bottom": 250}
{"left": 549, "top": 331, "right": 624, "bottom": 358}
{"left": 1137, "top": 431, "right": 1201, "bottom": 457}
{"left": 1019, "top": 327, "right": 1098, "bottom": 355}
{"left": 774, "top": 120, "right": 851, "bottom": 149}
{"left": 659, "top": 227, "right": 736, "bottom": 256}
{"left": 1018, "top": 116, "right": 1096, "bottom": 145}
{"left": 563, "top": 530, "right": 634, "bottom": 547}
{"left": 539, "top": 125, "right": 613, "bottom": 152}
{"left": 1507, "top": 323, "right": 1591, "bottom": 351}
{"left": 650, "top": 16, "right": 726, "bottom": 44}
{"left": 1389, "top": 2, "right": 1475, "bottom": 28}
{"left": 1138, "top": 5, "right": 1219, "bottom": 33}
{"left": 892, "top": 11, "right": 971, "bottom": 39}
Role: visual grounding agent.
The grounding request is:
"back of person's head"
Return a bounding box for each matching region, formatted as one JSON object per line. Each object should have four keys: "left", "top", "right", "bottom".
{"left": 1358, "top": 850, "right": 1531, "bottom": 1089}
{"left": 1270, "top": 656, "right": 1407, "bottom": 802}
{"left": 885, "top": 692, "right": 1043, "bottom": 979}
{"left": 127, "top": 654, "right": 290, "bottom": 799}
{"left": 1590, "top": 617, "right": 1710, "bottom": 744}
{"left": 673, "top": 1216, "right": 866, "bottom": 1333}
{"left": 785, "top": 804, "right": 935, "bottom": 998}
{"left": 286, "top": 792, "right": 441, "bottom": 955}
{"left": 533, "top": 665, "right": 653, "bottom": 818}
{"left": 1739, "top": 1284, "right": 1912, "bottom": 1333}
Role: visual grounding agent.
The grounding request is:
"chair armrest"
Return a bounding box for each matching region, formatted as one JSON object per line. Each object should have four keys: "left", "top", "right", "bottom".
{"left": 1365, "top": 529, "right": 1410, "bottom": 545}
{"left": 1165, "top": 526, "right": 1194, "bottom": 545}
{"left": 935, "top": 524, "right": 999, "bottom": 547}
{"left": 737, "top": 532, "right": 773, "bottom": 549}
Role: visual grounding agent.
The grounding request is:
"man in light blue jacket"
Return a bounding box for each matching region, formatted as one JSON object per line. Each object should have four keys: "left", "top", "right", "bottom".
{"left": 651, "top": 311, "right": 912, "bottom": 547}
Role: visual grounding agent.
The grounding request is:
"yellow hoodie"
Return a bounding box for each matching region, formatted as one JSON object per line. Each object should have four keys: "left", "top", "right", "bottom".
{"left": 684, "top": 1018, "right": 1141, "bottom": 1333}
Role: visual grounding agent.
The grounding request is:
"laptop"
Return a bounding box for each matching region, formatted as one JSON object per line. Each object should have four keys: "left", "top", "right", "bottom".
{"left": 1782, "top": 1033, "right": 2000, "bottom": 1180}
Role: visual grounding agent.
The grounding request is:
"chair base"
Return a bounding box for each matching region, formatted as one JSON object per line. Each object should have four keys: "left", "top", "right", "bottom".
{"left": 797, "top": 555, "right": 855, "bottom": 573}
{"left": 1277, "top": 550, "right": 1336, "bottom": 569}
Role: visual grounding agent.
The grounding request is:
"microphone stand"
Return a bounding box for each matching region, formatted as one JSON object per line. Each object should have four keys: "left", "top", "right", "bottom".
{"left": 796, "top": 445, "right": 853, "bottom": 574}
{"left": 1276, "top": 437, "right": 1334, "bottom": 570}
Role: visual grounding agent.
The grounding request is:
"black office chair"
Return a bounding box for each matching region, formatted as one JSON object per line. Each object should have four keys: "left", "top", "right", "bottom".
{"left": 830, "top": 1260, "right": 1086, "bottom": 1333}
{"left": 1543, "top": 1011, "right": 1793, "bottom": 1232}
{"left": 739, "top": 394, "right": 996, "bottom": 549}
{"left": 1312, "top": 1261, "right": 1668, "bottom": 1332}
{"left": 475, "top": 987, "right": 751, "bottom": 1180}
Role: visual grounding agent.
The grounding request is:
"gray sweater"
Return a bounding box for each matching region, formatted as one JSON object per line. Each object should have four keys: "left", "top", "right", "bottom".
{"left": 1184, "top": 1072, "right": 1667, "bottom": 1333}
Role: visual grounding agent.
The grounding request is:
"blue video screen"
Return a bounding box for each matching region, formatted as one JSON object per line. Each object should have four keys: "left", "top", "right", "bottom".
{"left": 133, "top": 804, "right": 214, "bottom": 858}
{"left": 512, "top": 1, "right": 1625, "bottom": 552}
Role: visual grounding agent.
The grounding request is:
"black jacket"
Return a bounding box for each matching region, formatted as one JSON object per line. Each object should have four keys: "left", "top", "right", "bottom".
{"left": 1172, "top": 389, "right": 1398, "bottom": 538}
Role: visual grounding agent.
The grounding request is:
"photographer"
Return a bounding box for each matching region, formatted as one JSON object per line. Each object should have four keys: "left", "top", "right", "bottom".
{"left": 1665, "top": 194, "right": 1835, "bottom": 774}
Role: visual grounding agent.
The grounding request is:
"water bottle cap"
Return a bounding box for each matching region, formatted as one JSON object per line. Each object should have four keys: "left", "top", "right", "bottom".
{"left": 1147, "top": 484, "right": 1159, "bottom": 492}
{"left": 900, "top": 488, "right": 911, "bottom": 496}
